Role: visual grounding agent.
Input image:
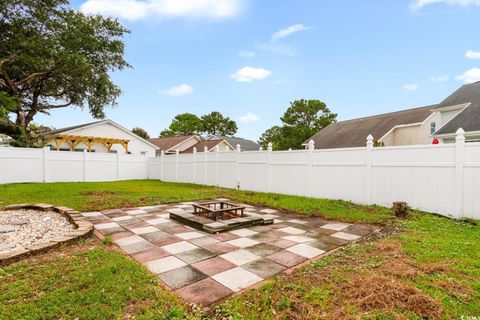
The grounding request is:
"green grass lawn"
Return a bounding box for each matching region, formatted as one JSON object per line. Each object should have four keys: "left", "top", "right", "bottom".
{"left": 1, "top": 180, "right": 478, "bottom": 319}
{"left": 0, "top": 180, "right": 392, "bottom": 224}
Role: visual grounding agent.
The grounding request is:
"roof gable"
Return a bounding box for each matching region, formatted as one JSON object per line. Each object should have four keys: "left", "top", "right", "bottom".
{"left": 148, "top": 135, "right": 200, "bottom": 153}
{"left": 49, "top": 119, "right": 158, "bottom": 149}
{"left": 434, "top": 81, "right": 480, "bottom": 135}
{"left": 307, "top": 105, "right": 435, "bottom": 149}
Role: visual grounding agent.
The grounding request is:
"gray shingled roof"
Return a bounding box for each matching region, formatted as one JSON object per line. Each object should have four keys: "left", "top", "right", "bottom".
{"left": 306, "top": 105, "right": 436, "bottom": 149}
{"left": 434, "top": 81, "right": 480, "bottom": 135}
{"left": 209, "top": 136, "right": 260, "bottom": 151}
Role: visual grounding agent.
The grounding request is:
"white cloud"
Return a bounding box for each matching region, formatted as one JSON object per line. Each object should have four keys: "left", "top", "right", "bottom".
{"left": 230, "top": 66, "right": 272, "bottom": 82}
{"left": 80, "top": 0, "right": 243, "bottom": 21}
{"left": 411, "top": 0, "right": 480, "bottom": 10}
{"left": 456, "top": 68, "right": 480, "bottom": 83}
{"left": 240, "top": 112, "right": 260, "bottom": 122}
{"left": 238, "top": 50, "right": 256, "bottom": 58}
{"left": 271, "top": 24, "right": 310, "bottom": 41}
{"left": 403, "top": 83, "right": 419, "bottom": 91}
{"left": 254, "top": 41, "right": 297, "bottom": 56}
{"left": 431, "top": 75, "right": 449, "bottom": 82}
{"left": 465, "top": 50, "right": 480, "bottom": 60}
{"left": 164, "top": 84, "right": 193, "bottom": 96}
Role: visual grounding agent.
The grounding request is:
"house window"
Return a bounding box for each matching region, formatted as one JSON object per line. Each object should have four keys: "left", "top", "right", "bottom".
{"left": 430, "top": 122, "right": 436, "bottom": 135}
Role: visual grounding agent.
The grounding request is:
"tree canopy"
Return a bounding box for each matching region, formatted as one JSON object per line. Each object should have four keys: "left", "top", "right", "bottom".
{"left": 258, "top": 99, "right": 337, "bottom": 150}
{"left": 132, "top": 127, "right": 150, "bottom": 140}
{"left": 201, "top": 111, "right": 238, "bottom": 136}
{"left": 160, "top": 113, "right": 204, "bottom": 137}
{"left": 160, "top": 111, "right": 237, "bottom": 137}
{"left": 0, "top": 0, "right": 130, "bottom": 146}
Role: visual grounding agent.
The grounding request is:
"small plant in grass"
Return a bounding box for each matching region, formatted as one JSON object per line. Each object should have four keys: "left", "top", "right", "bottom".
{"left": 276, "top": 295, "right": 292, "bottom": 311}
{"left": 102, "top": 235, "right": 113, "bottom": 245}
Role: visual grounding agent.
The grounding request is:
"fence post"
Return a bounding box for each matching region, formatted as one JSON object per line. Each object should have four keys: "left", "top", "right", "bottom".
{"left": 193, "top": 147, "right": 197, "bottom": 184}
{"left": 267, "top": 142, "right": 273, "bottom": 192}
{"left": 204, "top": 146, "right": 208, "bottom": 184}
{"left": 160, "top": 150, "right": 164, "bottom": 181}
{"left": 116, "top": 152, "right": 120, "bottom": 181}
{"left": 236, "top": 144, "right": 241, "bottom": 189}
{"left": 175, "top": 150, "right": 179, "bottom": 182}
{"left": 365, "top": 134, "right": 374, "bottom": 205}
{"left": 215, "top": 145, "right": 219, "bottom": 186}
{"left": 144, "top": 152, "right": 148, "bottom": 179}
{"left": 83, "top": 149, "right": 87, "bottom": 182}
{"left": 454, "top": 128, "right": 465, "bottom": 218}
{"left": 43, "top": 147, "right": 49, "bottom": 182}
{"left": 307, "top": 139, "right": 315, "bottom": 197}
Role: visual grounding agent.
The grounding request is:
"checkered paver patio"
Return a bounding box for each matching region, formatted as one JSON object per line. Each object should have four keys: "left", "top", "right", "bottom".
{"left": 82, "top": 200, "right": 377, "bottom": 306}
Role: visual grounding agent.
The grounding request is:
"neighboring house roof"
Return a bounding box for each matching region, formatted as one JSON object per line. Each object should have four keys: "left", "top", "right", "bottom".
{"left": 182, "top": 140, "right": 233, "bottom": 153}
{"left": 148, "top": 135, "right": 199, "bottom": 153}
{"left": 48, "top": 119, "right": 158, "bottom": 149}
{"left": 208, "top": 135, "right": 260, "bottom": 151}
{"left": 306, "top": 105, "right": 436, "bottom": 149}
{"left": 434, "top": 81, "right": 480, "bottom": 135}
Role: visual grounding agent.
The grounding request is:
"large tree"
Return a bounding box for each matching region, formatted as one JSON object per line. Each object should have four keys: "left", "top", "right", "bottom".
{"left": 160, "top": 113, "right": 203, "bottom": 137}
{"left": 132, "top": 127, "right": 150, "bottom": 139}
{"left": 201, "top": 111, "right": 237, "bottom": 136}
{"left": 0, "top": 0, "right": 130, "bottom": 146}
{"left": 258, "top": 99, "right": 337, "bottom": 150}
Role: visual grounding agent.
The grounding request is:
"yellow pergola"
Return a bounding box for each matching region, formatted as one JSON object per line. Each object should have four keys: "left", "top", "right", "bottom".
{"left": 48, "top": 134, "right": 130, "bottom": 153}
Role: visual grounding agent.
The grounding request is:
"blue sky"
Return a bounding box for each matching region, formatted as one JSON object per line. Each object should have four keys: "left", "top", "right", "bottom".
{"left": 38, "top": 0, "right": 480, "bottom": 141}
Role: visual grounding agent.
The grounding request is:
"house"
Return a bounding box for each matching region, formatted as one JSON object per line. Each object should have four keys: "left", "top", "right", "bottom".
{"left": 148, "top": 135, "right": 234, "bottom": 155}
{"left": 305, "top": 81, "right": 480, "bottom": 149}
{"left": 148, "top": 135, "right": 201, "bottom": 154}
{"left": 208, "top": 135, "right": 260, "bottom": 151}
{"left": 46, "top": 119, "right": 158, "bottom": 157}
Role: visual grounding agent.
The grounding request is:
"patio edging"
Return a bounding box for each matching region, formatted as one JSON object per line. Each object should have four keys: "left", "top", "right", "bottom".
{"left": 0, "top": 204, "right": 93, "bottom": 267}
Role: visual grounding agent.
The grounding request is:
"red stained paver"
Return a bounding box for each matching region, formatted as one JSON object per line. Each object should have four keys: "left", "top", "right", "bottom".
{"left": 131, "top": 247, "right": 170, "bottom": 263}
{"left": 110, "top": 231, "right": 135, "bottom": 241}
{"left": 176, "top": 278, "right": 232, "bottom": 306}
{"left": 150, "top": 235, "right": 182, "bottom": 247}
{"left": 266, "top": 238, "right": 296, "bottom": 249}
{"left": 266, "top": 250, "right": 307, "bottom": 268}
{"left": 210, "top": 232, "right": 239, "bottom": 242}
{"left": 192, "top": 257, "right": 236, "bottom": 276}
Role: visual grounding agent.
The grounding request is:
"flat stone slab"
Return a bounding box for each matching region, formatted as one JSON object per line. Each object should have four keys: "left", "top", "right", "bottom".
{"left": 87, "top": 199, "right": 377, "bottom": 307}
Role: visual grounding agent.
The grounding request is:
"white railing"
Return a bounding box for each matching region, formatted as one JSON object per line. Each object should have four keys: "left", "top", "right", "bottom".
{"left": 148, "top": 129, "right": 480, "bottom": 220}
{"left": 0, "top": 147, "right": 148, "bottom": 183}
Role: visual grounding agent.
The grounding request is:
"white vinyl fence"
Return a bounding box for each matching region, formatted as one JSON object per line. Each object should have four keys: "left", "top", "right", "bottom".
{"left": 0, "top": 147, "right": 148, "bottom": 183}
{"left": 148, "top": 130, "right": 480, "bottom": 220}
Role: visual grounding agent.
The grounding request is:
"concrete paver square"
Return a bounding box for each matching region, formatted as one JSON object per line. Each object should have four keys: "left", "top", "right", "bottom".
{"left": 226, "top": 237, "right": 259, "bottom": 248}
{"left": 175, "top": 248, "right": 215, "bottom": 264}
{"left": 331, "top": 231, "right": 361, "bottom": 241}
{"left": 212, "top": 267, "right": 263, "bottom": 292}
{"left": 320, "top": 223, "right": 351, "bottom": 231}
{"left": 176, "top": 278, "right": 233, "bottom": 306}
{"left": 159, "top": 266, "right": 207, "bottom": 290}
{"left": 203, "top": 242, "right": 237, "bottom": 254}
{"left": 242, "top": 258, "right": 286, "bottom": 279}
{"left": 266, "top": 250, "right": 307, "bottom": 268}
{"left": 230, "top": 228, "right": 258, "bottom": 237}
{"left": 277, "top": 226, "right": 306, "bottom": 235}
{"left": 145, "top": 256, "right": 186, "bottom": 274}
{"left": 282, "top": 235, "right": 314, "bottom": 243}
{"left": 286, "top": 243, "right": 326, "bottom": 259}
{"left": 192, "top": 257, "right": 236, "bottom": 276}
{"left": 175, "top": 231, "right": 205, "bottom": 240}
{"left": 131, "top": 226, "right": 160, "bottom": 235}
{"left": 220, "top": 249, "right": 261, "bottom": 266}
{"left": 162, "top": 241, "right": 198, "bottom": 254}
{"left": 247, "top": 243, "right": 281, "bottom": 257}
{"left": 131, "top": 247, "right": 170, "bottom": 263}
{"left": 188, "top": 236, "right": 220, "bottom": 247}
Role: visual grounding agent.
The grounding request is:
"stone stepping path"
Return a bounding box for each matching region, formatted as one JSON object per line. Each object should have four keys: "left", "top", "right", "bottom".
{"left": 82, "top": 200, "right": 377, "bottom": 307}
